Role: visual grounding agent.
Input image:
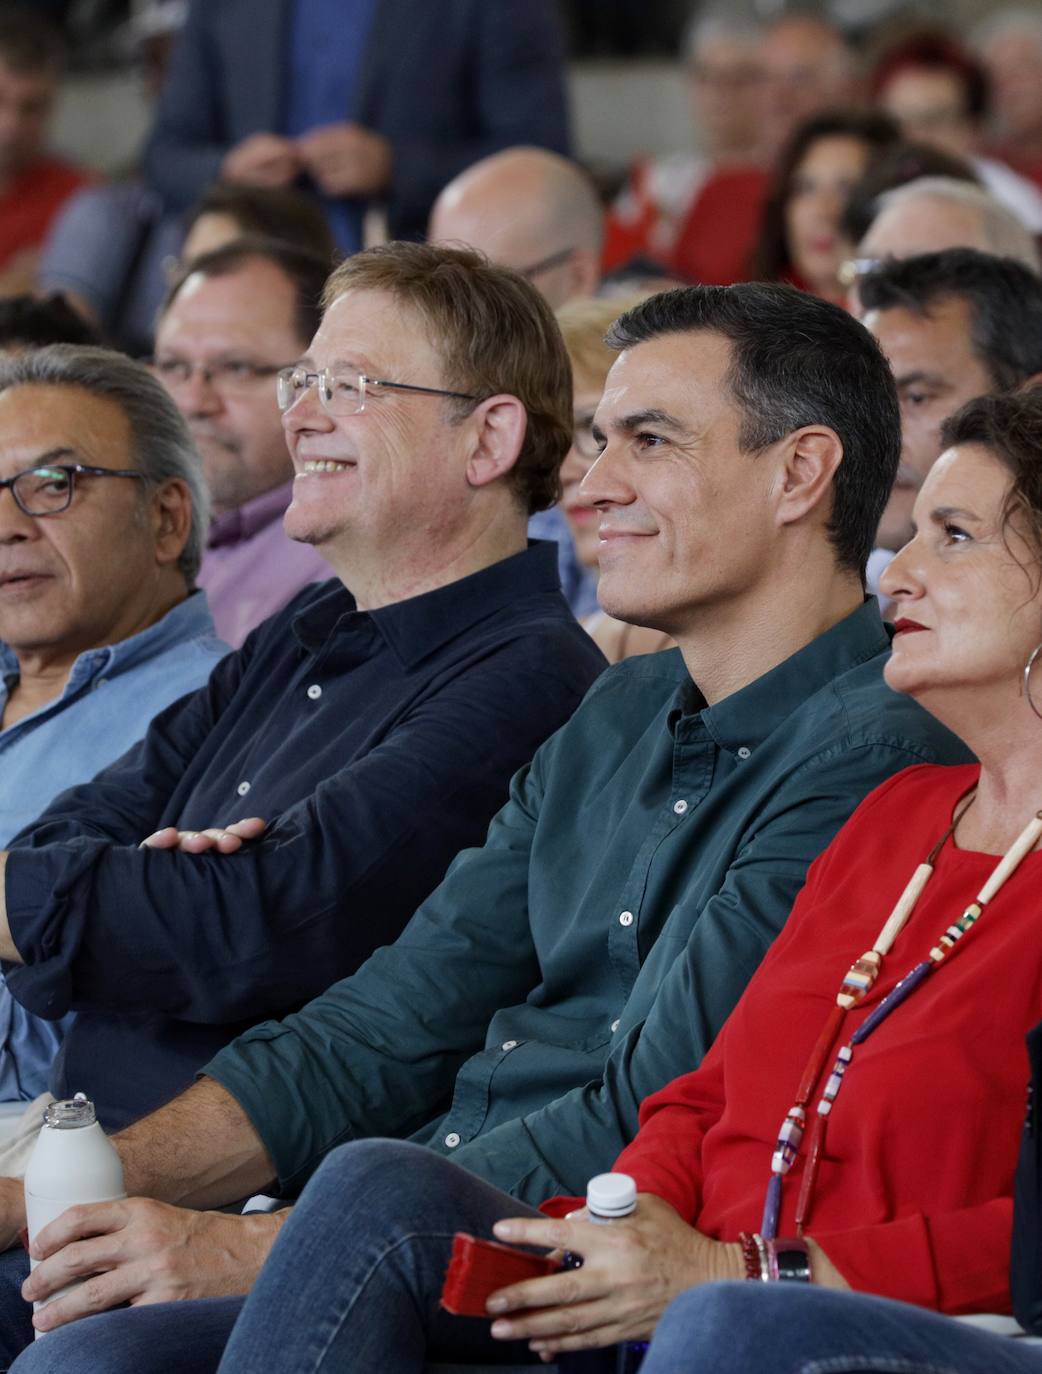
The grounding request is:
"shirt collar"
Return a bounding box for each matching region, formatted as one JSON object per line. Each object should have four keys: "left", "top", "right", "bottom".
{"left": 695, "top": 598, "right": 890, "bottom": 758}
{"left": 208, "top": 482, "right": 295, "bottom": 549}
{"left": 292, "top": 541, "right": 562, "bottom": 667}
{"left": 0, "top": 591, "right": 218, "bottom": 699}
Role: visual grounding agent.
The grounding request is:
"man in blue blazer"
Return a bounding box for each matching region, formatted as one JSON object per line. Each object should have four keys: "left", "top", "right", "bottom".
{"left": 142, "top": 0, "right": 571, "bottom": 250}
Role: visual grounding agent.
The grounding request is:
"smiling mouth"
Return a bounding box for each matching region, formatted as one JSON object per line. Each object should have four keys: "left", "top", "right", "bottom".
{"left": 0, "top": 572, "right": 49, "bottom": 590}
{"left": 300, "top": 459, "right": 354, "bottom": 474}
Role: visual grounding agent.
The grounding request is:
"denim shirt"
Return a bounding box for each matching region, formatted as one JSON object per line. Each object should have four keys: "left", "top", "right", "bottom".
{"left": 0, "top": 592, "right": 228, "bottom": 1102}
{"left": 207, "top": 599, "right": 973, "bottom": 1202}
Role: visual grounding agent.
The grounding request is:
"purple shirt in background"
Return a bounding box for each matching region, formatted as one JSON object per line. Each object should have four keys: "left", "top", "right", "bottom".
{"left": 197, "top": 481, "right": 330, "bottom": 647}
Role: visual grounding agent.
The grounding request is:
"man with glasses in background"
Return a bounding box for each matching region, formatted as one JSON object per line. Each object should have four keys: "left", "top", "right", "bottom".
{"left": 0, "top": 242, "right": 604, "bottom": 1164}
{"left": 0, "top": 345, "right": 227, "bottom": 1128}
{"left": 153, "top": 239, "right": 333, "bottom": 646}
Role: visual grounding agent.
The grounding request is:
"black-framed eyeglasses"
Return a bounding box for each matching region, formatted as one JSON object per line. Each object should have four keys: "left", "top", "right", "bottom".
{"left": 276, "top": 366, "right": 480, "bottom": 418}
{"left": 519, "top": 247, "right": 576, "bottom": 280}
{"left": 0, "top": 464, "right": 147, "bottom": 517}
{"left": 151, "top": 356, "right": 295, "bottom": 394}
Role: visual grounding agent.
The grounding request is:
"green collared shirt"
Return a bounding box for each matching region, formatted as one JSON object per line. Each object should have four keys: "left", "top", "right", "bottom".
{"left": 207, "top": 600, "right": 970, "bottom": 1201}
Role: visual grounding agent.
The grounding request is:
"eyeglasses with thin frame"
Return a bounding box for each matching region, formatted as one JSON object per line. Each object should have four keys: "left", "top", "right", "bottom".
{"left": 0, "top": 463, "right": 147, "bottom": 517}
{"left": 152, "top": 356, "right": 296, "bottom": 395}
{"left": 276, "top": 366, "right": 480, "bottom": 418}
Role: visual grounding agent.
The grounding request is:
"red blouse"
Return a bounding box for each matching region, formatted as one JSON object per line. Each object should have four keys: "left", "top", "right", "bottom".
{"left": 613, "top": 763, "right": 1042, "bottom": 1315}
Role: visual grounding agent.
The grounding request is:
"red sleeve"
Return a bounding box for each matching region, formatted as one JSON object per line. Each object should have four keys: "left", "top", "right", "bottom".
{"left": 815, "top": 1198, "right": 1013, "bottom": 1315}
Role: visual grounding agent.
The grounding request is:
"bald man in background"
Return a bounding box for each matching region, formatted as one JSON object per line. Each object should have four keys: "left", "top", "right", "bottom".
{"left": 429, "top": 146, "right": 605, "bottom": 614}
{"left": 428, "top": 146, "right": 603, "bottom": 311}
{"left": 757, "top": 15, "right": 860, "bottom": 160}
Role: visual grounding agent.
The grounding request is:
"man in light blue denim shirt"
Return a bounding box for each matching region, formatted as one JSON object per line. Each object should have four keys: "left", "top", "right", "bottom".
{"left": 0, "top": 344, "right": 227, "bottom": 1108}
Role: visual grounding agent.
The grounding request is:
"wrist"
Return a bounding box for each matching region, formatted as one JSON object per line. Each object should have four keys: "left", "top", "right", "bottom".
{"left": 710, "top": 1238, "right": 746, "bottom": 1284}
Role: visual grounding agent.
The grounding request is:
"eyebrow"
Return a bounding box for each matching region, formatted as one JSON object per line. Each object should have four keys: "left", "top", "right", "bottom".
{"left": 895, "top": 371, "right": 947, "bottom": 390}
{"left": 27, "top": 447, "right": 78, "bottom": 467}
{"left": 593, "top": 406, "right": 691, "bottom": 439}
{"left": 929, "top": 504, "right": 982, "bottom": 524}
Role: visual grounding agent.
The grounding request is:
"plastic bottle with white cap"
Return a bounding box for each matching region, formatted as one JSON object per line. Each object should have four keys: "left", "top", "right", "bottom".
{"left": 24, "top": 1093, "right": 126, "bottom": 1336}
{"left": 558, "top": 1173, "right": 648, "bottom": 1373}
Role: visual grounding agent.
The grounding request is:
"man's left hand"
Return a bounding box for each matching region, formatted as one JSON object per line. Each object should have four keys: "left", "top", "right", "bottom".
{"left": 23, "top": 1198, "right": 285, "bottom": 1333}
{"left": 486, "top": 1194, "right": 742, "bottom": 1357}
{"left": 296, "top": 122, "right": 392, "bottom": 197}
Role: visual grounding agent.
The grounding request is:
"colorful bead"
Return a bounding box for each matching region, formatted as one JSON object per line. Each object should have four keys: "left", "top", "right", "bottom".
{"left": 818, "top": 1044, "right": 852, "bottom": 1115}
{"left": 837, "top": 951, "right": 881, "bottom": 1009}
{"left": 771, "top": 1106, "right": 805, "bottom": 1174}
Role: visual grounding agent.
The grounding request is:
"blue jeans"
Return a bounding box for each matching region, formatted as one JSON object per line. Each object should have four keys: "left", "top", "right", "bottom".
{"left": 641, "top": 1283, "right": 1042, "bottom": 1374}
{"left": 6, "top": 1140, "right": 544, "bottom": 1373}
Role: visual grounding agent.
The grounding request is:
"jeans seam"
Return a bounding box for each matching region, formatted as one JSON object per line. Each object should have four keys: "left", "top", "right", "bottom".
{"left": 306, "top": 1227, "right": 461, "bottom": 1372}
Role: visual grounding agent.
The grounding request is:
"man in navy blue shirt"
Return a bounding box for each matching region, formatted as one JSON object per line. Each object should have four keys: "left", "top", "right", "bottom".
{"left": 0, "top": 242, "right": 605, "bottom": 1134}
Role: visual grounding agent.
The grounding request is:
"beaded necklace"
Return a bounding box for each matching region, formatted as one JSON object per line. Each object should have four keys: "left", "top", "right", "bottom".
{"left": 760, "top": 790, "right": 1042, "bottom": 1241}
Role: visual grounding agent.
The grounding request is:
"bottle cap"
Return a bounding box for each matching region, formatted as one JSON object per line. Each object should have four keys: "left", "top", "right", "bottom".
{"left": 586, "top": 1172, "right": 637, "bottom": 1219}
{"left": 43, "top": 1094, "right": 96, "bottom": 1130}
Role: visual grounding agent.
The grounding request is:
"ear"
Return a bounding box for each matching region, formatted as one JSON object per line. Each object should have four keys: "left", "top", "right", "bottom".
{"left": 464, "top": 394, "right": 527, "bottom": 490}
{"left": 149, "top": 478, "right": 193, "bottom": 570}
{"left": 772, "top": 425, "right": 844, "bottom": 530}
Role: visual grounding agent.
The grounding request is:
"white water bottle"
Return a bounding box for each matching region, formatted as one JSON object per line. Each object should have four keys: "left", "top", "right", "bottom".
{"left": 24, "top": 1094, "right": 125, "bottom": 1335}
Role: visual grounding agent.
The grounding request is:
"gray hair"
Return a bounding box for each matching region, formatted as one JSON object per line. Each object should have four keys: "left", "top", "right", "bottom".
{"left": 971, "top": 7, "right": 1042, "bottom": 54}
{"left": 0, "top": 344, "right": 209, "bottom": 584}
{"left": 870, "top": 177, "right": 1042, "bottom": 271}
{"left": 682, "top": 7, "right": 761, "bottom": 61}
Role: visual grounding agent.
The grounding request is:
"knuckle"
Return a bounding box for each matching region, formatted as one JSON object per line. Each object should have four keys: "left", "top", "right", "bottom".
{"left": 80, "top": 1276, "right": 109, "bottom": 1312}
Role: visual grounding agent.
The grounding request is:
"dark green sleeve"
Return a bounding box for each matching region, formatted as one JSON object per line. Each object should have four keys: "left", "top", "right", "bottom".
{"left": 449, "top": 742, "right": 942, "bottom": 1202}
{"left": 203, "top": 747, "right": 552, "bottom": 1196}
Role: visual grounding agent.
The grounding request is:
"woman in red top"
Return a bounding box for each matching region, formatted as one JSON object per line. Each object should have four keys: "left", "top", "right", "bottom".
{"left": 38, "top": 387, "right": 1042, "bottom": 1374}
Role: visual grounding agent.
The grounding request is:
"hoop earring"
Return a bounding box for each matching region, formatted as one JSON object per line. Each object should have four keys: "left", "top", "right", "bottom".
{"left": 1026, "top": 643, "right": 1042, "bottom": 722}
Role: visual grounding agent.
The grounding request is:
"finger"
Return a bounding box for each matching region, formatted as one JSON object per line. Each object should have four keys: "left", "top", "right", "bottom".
{"left": 32, "top": 1265, "right": 145, "bottom": 1332}
{"left": 139, "top": 827, "right": 180, "bottom": 850}
{"left": 487, "top": 1267, "right": 598, "bottom": 1316}
{"left": 493, "top": 1216, "right": 571, "bottom": 1250}
{"left": 226, "top": 817, "right": 266, "bottom": 839}
{"left": 24, "top": 1232, "right": 128, "bottom": 1302}
{"left": 30, "top": 1202, "right": 128, "bottom": 1260}
{"left": 490, "top": 1297, "right": 615, "bottom": 1344}
{"left": 489, "top": 1297, "right": 621, "bottom": 1341}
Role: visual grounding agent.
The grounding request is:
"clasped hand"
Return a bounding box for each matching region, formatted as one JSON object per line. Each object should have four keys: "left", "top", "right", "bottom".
{"left": 485, "top": 1194, "right": 742, "bottom": 1359}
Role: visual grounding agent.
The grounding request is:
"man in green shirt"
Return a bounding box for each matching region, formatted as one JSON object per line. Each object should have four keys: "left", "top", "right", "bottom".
{"left": 1, "top": 281, "right": 967, "bottom": 1352}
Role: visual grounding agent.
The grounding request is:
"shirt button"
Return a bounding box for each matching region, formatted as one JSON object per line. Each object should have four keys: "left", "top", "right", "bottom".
{"left": 611, "top": 1019, "right": 621, "bottom": 1033}
{"left": 237, "top": 781, "right": 251, "bottom": 797}
{"left": 737, "top": 746, "right": 751, "bottom": 760}
{"left": 673, "top": 799, "right": 688, "bottom": 815}
{"left": 501, "top": 1040, "right": 518, "bottom": 1052}
{"left": 444, "top": 1132, "right": 461, "bottom": 1149}
{"left": 306, "top": 684, "right": 322, "bottom": 700}
{"left": 619, "top": 910, "right": 634, "bottom": 927}
{"left": 95, "top": 677, "right": 109, "bottom": 689}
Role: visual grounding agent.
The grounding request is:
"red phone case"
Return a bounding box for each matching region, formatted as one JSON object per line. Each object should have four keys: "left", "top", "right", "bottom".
{"left": 440, "top": 1231, "right": 562, "bottom": 1316}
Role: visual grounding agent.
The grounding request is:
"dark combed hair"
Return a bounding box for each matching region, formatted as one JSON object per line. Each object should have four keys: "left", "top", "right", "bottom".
{"left": 754, "top": 109, "right": 902, "bottom": 283}
{"left": 940, "top": 390, "right": 1042, "bottom": 568}
{"left": 162, "top": 236, "right": 330, "bottom": 346}
{"left": 606, "top": 283, "right": 901, "bottom": 578}
{"left": 839, "top": 141, "right": 979, "bottom": 244}
{"left": 0, "top": 3, "right": 64, "bottom": 71}
{"left": 0, "top": 293, "right": 101, "bottom": 350}
{"left": 859, "top": 249, "right": 1042, "bottom": 393}
{"left": 182, "top": 183, "right": 337, "bottom": 265}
